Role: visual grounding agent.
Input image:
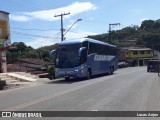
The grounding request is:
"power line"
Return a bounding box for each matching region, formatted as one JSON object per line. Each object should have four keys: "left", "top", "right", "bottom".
{"left": 10, "top": 27, "right": 91, "bottom": 36}
{"left": 11, "top": 31, "right": 56, "bottom": 39}
{"left": 10, "top": 27, "right": 94, "bottom": 36}
{"left": 3, "top": 26, "right": 60, "bottom": 32}
{"left": 11, "top": 27, "right": 60, "bottom": 31}
{"left": 12, "top": 35, "right": 37, "bottom": 40}
{"left": 68, "top": 30, "right": 91, "bottom": 36}
{"left": 65, "top": 37, "right": 86, "bottom": 40}
{"left": 7, "top": 0, "right": 42, "bottom": 10}
{"left": 12, "top": 34, "right": 59, "bottom": 47}
{"left": 12, "top": 33, "right": 53, "bottom": 39}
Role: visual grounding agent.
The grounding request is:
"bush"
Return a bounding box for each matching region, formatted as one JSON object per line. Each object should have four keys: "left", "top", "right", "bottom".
{"left": 47, "top": 65, "right": 55, "bottom": 80}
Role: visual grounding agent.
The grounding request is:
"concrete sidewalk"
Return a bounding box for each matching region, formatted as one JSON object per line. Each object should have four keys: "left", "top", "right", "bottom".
{"left": 0, "top": 72, "right": 38, "bottom": 84}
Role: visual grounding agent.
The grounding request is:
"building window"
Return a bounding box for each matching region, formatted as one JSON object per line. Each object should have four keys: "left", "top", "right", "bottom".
{"left": 140, "top": 51, "right": 144, "bottom": 54}
{"left": 133, "top": 51, "right": 138, "bottom": 55}
{"left": 147, "top": 51, "right": 150, "bottom": 54}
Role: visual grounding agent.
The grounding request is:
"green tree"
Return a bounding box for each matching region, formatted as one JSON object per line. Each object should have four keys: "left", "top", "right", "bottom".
{"left": 140, "top": 20, "right": 155, "bottom": 31}
{"left": 6, "top": 51, "right": 12, "bottom": 63}
{"left": 25, "top": 50, "right": 39, "bottom": 58}
{"left": 13, "top": 42, "right": 27, "bottom": 53}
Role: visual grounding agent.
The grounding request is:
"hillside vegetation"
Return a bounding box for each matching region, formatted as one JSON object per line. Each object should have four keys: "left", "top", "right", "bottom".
{"left": 88, "top": 19, "right": 160, "bottom": 51}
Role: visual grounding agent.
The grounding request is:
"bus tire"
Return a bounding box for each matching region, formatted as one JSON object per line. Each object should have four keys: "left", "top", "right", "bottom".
{"left": 65, "top": 77, "right": 70, "bottom": 80}
{"left": 110, "top": 67, "right": 114, "bottom": 75}
{"left": 108, "top": 67, "right": 113, "bottom": 75}
{"left": 86, "top": 69, "right": 91, "bottom": 80}
{"left": 108, "top": 67, "right": 111, "bottom": 75}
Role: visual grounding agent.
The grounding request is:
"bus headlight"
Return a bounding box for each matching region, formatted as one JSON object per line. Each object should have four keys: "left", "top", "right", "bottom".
{"left": 80, "top": 66, "right": 84, "bottom": 69}
{"left": 55, "top": 68, "right": 59, "bottom": 72}
{"left": 74, "top": 69, "right": 79, "bottom": 72}
{"left": 74, "top": 66, "right": 84, "bottom": 72}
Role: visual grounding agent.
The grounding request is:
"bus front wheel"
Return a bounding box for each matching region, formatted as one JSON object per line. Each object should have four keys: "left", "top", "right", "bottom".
{"left": 65, "top": 77, "right": 70, "bottom": 80}
{"left": 86, "top": 70, "right": 91, "bottom": 80}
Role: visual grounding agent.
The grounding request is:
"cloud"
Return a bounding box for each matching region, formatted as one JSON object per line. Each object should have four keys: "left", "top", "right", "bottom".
{"left": 10, "top": 14, "right": 31, "bottom": 22}
{"left": 11, "top": 2, "right": 97, "bottom": 22}
{"left": 25, "top": 38, "right": 57, "bottom": 49}
{"left": 89, "top": 17, "right": 94, "bottom": 20}
{"left": 25, "top": 31, "right": 60, "bottom": 48}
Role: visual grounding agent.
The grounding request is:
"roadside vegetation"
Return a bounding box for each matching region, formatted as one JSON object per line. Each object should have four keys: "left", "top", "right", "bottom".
{"left": 6, "top": 42, "right": 58, "bottom": 64}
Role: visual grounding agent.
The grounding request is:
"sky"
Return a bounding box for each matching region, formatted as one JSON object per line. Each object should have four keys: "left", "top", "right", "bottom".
{"left": 0, "top": 0, "right": 160, "bottom": 48}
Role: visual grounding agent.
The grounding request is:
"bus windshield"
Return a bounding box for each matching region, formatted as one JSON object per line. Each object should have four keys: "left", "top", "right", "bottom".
{"left": 56, "top": 43, "right": 81, "bottom": 68}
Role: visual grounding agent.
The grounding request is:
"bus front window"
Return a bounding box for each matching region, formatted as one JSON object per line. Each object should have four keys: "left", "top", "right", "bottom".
{"left": 56, "top": 44, "right": 81, "bottom": 68}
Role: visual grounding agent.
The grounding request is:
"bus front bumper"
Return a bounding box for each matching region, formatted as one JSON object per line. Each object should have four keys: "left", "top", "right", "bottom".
{"left": 55, "top": 67, "right": 86, "bottom": 78}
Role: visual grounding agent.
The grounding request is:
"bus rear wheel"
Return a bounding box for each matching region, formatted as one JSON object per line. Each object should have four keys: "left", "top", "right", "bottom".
{"left": 108, "top": 67, "right": 113, "bottom": 75}
{"left": 110, "top": 67, "right": 114, "bottom": 75}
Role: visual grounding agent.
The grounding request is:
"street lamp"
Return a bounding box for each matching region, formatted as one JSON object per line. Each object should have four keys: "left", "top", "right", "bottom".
{"left": 63, "top": 19, "right": 82, "bottom": 39}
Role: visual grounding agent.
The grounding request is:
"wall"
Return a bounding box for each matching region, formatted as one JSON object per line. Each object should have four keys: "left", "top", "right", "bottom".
{"left": 0, "top": 12, "right": 10, "bottom": 46}
{"left": 125, "top": 50, "right": 153, "bottom": 59}
{"left": 0, "top": 11, "right": 10, "bottom": 73}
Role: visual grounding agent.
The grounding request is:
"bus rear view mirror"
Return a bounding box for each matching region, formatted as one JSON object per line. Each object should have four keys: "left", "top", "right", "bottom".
{"left": 78, "top": 47, "right": 87, "bottom": 56}
{"left": 50, "top": 50, "right": 56, "bottom": 60}
{"left": 79, "top": 47, "right": 87, "bottom": 64}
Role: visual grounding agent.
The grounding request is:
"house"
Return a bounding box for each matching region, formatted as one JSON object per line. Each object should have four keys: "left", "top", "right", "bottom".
{"left": 118, "top": 47, "right": 153, "bottom": 66}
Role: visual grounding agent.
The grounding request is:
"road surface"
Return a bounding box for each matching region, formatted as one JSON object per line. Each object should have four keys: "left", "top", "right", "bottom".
{"left": 0, "top": 66, "right": 160, "bottom": 120}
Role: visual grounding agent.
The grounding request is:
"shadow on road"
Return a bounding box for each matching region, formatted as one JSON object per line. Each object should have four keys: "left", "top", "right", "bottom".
{"left": 46, "top": 73, "right": 116, "bottom": 84}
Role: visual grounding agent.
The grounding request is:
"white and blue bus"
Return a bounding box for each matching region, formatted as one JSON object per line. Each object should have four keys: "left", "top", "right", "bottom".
{"left": 51, "top": 38, "right": 118, "bottom": 80}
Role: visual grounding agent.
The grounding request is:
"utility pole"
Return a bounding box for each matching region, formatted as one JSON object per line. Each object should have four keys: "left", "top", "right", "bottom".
{"left": 108, "top": 23, "right": 120, "bottom": 44}
{"left": 54, "top": 12, "right": 70, "bottom": 41}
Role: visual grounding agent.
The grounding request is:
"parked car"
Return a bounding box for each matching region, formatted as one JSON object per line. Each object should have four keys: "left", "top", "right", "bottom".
{"left": 118, "top": 62, "right": 128, "bottom": 68}
{"left": 147, "top": 60, "right": 160, "bottom": 72}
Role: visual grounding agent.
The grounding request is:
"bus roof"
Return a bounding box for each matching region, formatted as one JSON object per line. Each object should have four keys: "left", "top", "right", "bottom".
{"left": 58, "top": 38, "right": 116, "bottom": 48}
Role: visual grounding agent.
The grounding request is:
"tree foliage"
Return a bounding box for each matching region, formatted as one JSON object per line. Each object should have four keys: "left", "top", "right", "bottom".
{"left": 7, "top": 42, "right": 57, "bottom": 63}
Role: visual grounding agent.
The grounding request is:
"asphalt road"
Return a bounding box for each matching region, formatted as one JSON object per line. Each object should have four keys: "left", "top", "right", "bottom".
{"left": 0, "top": 66, "right": 160, "bottom": 120}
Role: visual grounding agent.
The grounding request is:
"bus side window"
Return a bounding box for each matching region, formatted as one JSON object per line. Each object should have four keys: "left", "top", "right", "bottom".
{"left": 89, "top": 42, "right": 97, "bottom": 54}
{"left": 82, "top": 41, "right": 88, "bottom": 49}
